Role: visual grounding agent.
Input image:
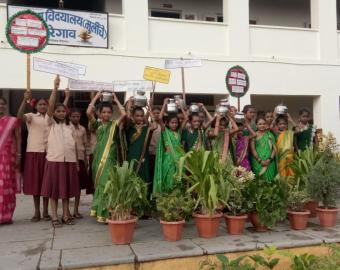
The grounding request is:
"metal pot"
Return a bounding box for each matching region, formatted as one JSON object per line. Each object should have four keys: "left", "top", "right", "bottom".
{"left": 134, "top": 90, "right": 147, "bottom": 107}
{"left": 167, "top": 99, "right": 178, "bottom": 114}
{"left": 216, "top": 105, "right": 228, "bottom": 116}
{"left": 174, "top": 95, "right": 185, "bottom": 108}
{"left": 101, "top": 92, "right": 113, "bottom": 103}
{"left": 275, "top": 105, "right": 288, "bottom": 115}
{"left": 220, "top": 98, "right": 230, "bottom": 108}
{"left": 235, "top": 112, "right": 245, "bottom": 123}
{"left": 189, "top": 103, "right": 200, "bottom": 113}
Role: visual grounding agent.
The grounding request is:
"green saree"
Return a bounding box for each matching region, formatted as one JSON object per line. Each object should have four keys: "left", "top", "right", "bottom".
{"left": 125, "top": 124, "right": 150, "bottom": 184}
{"left": 296, "top": 126, "right": 313, "bottom": 151}
{"left": 90, "top": 119, "right": 118, "bottom": 223}
{"left": 153, "top": 128, "right": 183, "bottom": 194}
{"left": 182, "top": 128, "right": 206, "bottom": 152}
{"left": 251, "top": 131, "right": 277, "bottom": 182}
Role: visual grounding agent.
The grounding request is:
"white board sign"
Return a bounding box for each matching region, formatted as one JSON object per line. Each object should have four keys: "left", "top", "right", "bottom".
{"left": 165, "top": 59, "right": 202, "bottom": 69}
{"left": 8, "top": 5, "right": 108, "bottom": 48}
{"left": 57, "top": 61, "right": 87, "bottom": 76}
{"left": 33, "top": 58, "right": 79, "bottom": 80}
{"left": 114, "top": 80, "right": 153, "bottom": 92}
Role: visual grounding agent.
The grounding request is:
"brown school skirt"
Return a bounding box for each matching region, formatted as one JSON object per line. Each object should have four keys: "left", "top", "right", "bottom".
{"left": 23, "top": 152, "right": 46, "bottom": 196}
{"left": 41, "top": 161, "right": 80, "bottom": 200}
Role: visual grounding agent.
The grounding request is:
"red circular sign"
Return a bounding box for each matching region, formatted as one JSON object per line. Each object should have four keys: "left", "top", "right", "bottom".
{"left": 6, "top": 10, "right": 49, "bottom": 54}
{"left": 225, "top": 66, "right": 250, "bottom": 98}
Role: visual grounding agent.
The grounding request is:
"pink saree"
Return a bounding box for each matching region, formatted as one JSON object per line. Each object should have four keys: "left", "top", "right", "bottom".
{"left": 0, "top": 116, "right": 17, "bottom": 224}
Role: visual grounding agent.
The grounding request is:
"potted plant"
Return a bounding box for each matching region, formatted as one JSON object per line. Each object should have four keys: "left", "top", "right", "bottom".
{"left": 307, "top": 157, "right": 340, "bottom": 227}
{"left": 244, "top": 176, "right": 288, "bottom": 232}
{"left": 287, "top": 189, "right": 310, "bottom": 230}
{"left": 155, "top": 188, "right": 194, "bottom": 241}
{"left": 178, "top": 150, "right": 231, "bottom": 238}
{"left": 103, "top": 161, "right": 148, "bottom": 245}
{"left": 224, "top": 166, "right": 255, "bottom": 235}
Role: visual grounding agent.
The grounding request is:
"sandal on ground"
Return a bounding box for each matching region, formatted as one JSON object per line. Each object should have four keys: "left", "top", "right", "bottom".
{"left": 30, "top": 215, "right": 41, "bottom": 222}
{"left": 62, "top": 217, "right": 75, "bottom": 225}
{"left": 52, "top": 219, "right": 62, "bottom": 228}
{"left": 43, "top": 214, "right": 51, "bottom": 221}
{"left": 73, "top": 213, "right": 83, "bottom": 219}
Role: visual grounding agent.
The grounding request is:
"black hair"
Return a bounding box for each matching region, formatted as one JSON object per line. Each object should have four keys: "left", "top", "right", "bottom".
{"left": 256, "top": 116, "right": 266, "bottom": 124}
{"left": 299, "top": 107, "right": 311, "bottom": 116}
{"left": 53, "top": 103, "right": 70, "bottom": 125}
{"left": 70, "top": 108, "right": 82, "bottom": 115}
{"left": 275, "top": 115, "right": 288, "bottom": 125}
{"left": 257, "top": 110, "right": 265, "bottom": 119}
{"left": 165, "top": 113, "right": 179, "bottom": 129}
{"left": 132, "top": 107, "right": 144, "bottom": 115}
{"left": 237, "top": 122, "right": 244, "bottom": 127}
{"left": 152, "top": 107, "right": 161, "bottom": 112}
{"left": 211, "top": 116, "right": 229, "bottom": 128}
{"left": 98, "top": 102, "right": 113, "bottom": 113}
{"left": 0, "top": 96, "right": 7, "bottom": 104}
{"left": 242, "top": 104, "right": 255, "bottom": 114}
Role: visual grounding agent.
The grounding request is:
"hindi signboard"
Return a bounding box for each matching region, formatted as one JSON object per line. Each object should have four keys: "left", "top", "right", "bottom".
{"left": 225, "top": 65, "right": 250, "bottom": 98}
{"left": 8, "top": 5, "right": 108, "bottom": 48}
{"left": 143, "top": 66, "right": 171, "bottom": 84}
{"left": 165, "top": 59, "right": 202, "bottom": 69}
{"left": 33, "top": 57, "right": 79, "bottom": 80}
{"left": 57, "top": 61, "right": 86, "bottom": 76}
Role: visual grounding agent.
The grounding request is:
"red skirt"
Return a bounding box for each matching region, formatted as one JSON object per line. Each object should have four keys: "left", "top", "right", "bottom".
{"left": 23, "top": 152, "right": 46, "bottom": 196}
{"left": 41, "top": 161, "right": 80, "bottom": 200}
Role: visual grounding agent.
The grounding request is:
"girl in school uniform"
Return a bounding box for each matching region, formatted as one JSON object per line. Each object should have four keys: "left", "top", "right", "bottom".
{"left": 17, "top": 91, "right": 50, "bottom": 222}
{"left": 41, "top": 76, "right": 79, "bottom": 227}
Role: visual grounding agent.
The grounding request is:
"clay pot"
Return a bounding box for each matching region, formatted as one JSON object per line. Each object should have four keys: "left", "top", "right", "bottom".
{"left": 160, "top": 220, "right": 185, "bottom": 242}
{"left": 193, "top": 213, "right": 222, "bottom": 238}
{"left": 248, "top": 212, "right": 269, "bottom": 232}
{"left": 304, "top": 201, "right": 319, "bottom": 218}
{"left": 316, "top": 207, "right": 338, "bottom": 228}
{"left": 224, "top": 214, "right": 247, "bottom": 235}
{"left": 107, "top": 217, "right": 137, "bottom": 245}
{"left": 288, "top": 210, "right": 310, "bottom": 230}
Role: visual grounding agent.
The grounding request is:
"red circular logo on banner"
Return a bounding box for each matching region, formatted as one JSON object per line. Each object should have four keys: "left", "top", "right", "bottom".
{"left": 6, "top": 10, "right": 49, "bottom": 54}
{"left": 225, "top": 66, "right": 250, "bottom": 98}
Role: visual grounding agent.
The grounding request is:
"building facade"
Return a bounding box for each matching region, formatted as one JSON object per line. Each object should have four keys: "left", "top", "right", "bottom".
{"left": 0, "top": 0, "right": 340, "bottom": 140}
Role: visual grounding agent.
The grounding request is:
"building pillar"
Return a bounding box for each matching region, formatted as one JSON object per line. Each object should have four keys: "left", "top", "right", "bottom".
{"left": 122, "top": 0, "right": 149, "bottom": 52}
{"left": 310, "top": 0, "right": 338, "bottom": 60}
{"left": 223, "top": 0, "right": 250, "bottom": 57}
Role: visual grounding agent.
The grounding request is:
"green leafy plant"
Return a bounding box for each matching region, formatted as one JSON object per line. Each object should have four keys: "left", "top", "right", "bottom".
{"left": 103, "top": 161, "right": 148, "bottom": 220}
{"left": 244, "top": 176, "right": 288, "bottom": 228}
{"left": 314, "top": 244, "right": 340, "bottom": 269}
{"left": 307, "top": 158, "right": 340, "bottom": 208}
{"left": 199, "top": 255, "right": 255, "bottom": 270}
{"left": 155, "top": 188, "right": 194, "bottom": 222}
{"left": 249, "top": 246, "right": 280, "bottom": 270}
{"left": 177, "top": 149, "right": 232, "bottom": 215}
{"left": 288, "top": 189, "right": 310, "bottom": 212}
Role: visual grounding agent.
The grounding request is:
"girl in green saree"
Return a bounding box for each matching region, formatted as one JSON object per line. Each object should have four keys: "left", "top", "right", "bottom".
{"left": 295, "top": 108, "right": 316, "bottom": 151}
{"left": 250, "top": 117, "right": 277, "bottom": 182}
{"left": 153, "top": 98, "right": 186, "bottom": 194}
{"left": 86, "top": 92, "right": 126, "bottom": 223}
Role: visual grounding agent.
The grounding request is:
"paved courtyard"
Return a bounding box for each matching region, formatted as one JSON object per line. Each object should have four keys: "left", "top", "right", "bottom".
{"left": 0, "top": 194, "right": 339, "bottom": 270}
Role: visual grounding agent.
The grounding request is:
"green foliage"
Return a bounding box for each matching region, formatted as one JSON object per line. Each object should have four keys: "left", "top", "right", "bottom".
{"left": 314, "top": 244, "right": 340, "bottom": 270}
{"left": 178, "top": 149, "right": 232, "bottom": 215}
{"left": 199, "top": 255, "right": 255, "bottom": 270}
{"left": 244, "top": 177, "right": 288, "bottom": 228}
{"left": 287, "top": 189, "right": 310, "bottom": 212}
{"left": 155, "top": 188, "right": 194, "bottom": 222}
{"left": 103, "top": 161, "right": 148, "bottom": 220}
{"left": 291, "top": 253, "right": 318, "bottom": 270}
{"left": 307, "top": 158, "right": 340, "bottom": 208}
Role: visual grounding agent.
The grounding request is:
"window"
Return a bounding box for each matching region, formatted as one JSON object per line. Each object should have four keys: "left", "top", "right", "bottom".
{"left": 151, "top": 10, "right": 181, "bottom": 19}
{"left": 217, "top": 16, "right": 223, "bottom": 22}
{"left": 249, "top": 19, "right": 257, "bottom": 25}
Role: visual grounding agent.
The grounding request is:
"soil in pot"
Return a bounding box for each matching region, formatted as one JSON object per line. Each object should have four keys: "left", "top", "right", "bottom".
{"left": 249, "top": 212, "right": 269, "bottom": 232}
{"left": 160, "top": 220, "right": 185, "bottom": 242}
{"left": 304, "top": 201, "right": 319, "bottom": 218}
{"left": 288, "top": 210, "right": 310, "bottom": 230}
{"left": 224, "top": 214, "right": 247, "bottom": 235}
{"left": 108, "top": 217, "right": 137, "bottom": 245}
{"left": 193, "top": 213, "right": 222, "bottom": 238}
{"left": 316, "top": 207, "right": 338, "bottom": 228}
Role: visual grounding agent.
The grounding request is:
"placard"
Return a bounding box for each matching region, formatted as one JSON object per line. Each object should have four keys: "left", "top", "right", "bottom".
{"left": 57, "top": 61, "right": 87, "bottom": 76}
{"left": 225, "top": 66, "right": 250, "bottom": 98}
{"left": 114, "top": 80, "right": 153, "bottom": 92}
{"left": 143, "top": 66, "right": 171, "bottom": 84}
{"left": 8, "top": 5, "right": 108, "bottom": 48}
{"left": 165, "top": 59, "right": 202, "bottom": 69}
{"left": 69, "top": 79, "right": 113, "bottom": 91}
{"left": 33, "top": 57, "right": 79, "bottom": 79}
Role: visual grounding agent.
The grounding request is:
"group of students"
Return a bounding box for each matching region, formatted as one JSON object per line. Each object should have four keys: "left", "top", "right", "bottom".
{"left": 0, "top": 75, "right": 316, "bottom": 226}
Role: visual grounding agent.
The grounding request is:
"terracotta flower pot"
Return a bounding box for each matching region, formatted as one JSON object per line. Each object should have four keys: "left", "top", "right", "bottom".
{"left": 248, "top": 212, "right": 269, "bottom": 232}
{"left": 160, "top": 220, "right": 185, "bottom": 242}
{"left": 224, "top": 214, "right": 247, "bottom": 235}
{"left": 107, "top": 217, "right": 137, "bottom": 245}
{"left": 193, "top": 212, "right": 222, "bottom": 238}
{"left": 316, "top": 207, "right": 338, "bottom": 228}
{"left": 304, "top": 201, "right": 319, "bottom": 218}
{"left": 287, "top": 210, "right": 310, "bottom": 230}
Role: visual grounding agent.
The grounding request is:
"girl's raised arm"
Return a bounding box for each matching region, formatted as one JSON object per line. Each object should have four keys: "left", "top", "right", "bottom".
{"left": 229, "top": 116, "right": 239, "bottom": 135}
{"left": 112, "top": 92, "right": 126, "bottom": 125}
{"left": 17, "top": 91, "right": 32, "bottom": 122}
{"left": 47, "top": 75, "right": 60, "bottom": 117}
{"left": 86, "top": 91, "right": 101, "bottom": 122}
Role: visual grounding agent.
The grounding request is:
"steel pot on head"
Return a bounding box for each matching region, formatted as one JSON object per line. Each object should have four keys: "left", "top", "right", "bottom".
{"left": 167, "top": 99, "right": 178, "bottom": 114}
{"left": 134, "top": 90, "right": 147, "bottom": 107}
{"left": 275, "top": 105, "right": 288, "bottom": 115}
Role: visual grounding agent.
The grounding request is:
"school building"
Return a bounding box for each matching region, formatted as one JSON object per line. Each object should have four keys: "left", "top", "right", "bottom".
{"left": 0, "top": 0, "right": 340, "bottom": 140}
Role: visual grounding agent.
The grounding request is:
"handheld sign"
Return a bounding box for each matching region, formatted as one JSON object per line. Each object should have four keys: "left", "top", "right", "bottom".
{"left": 225, "top": 66, "right": 249, "bottom": 98}
{"left": 33, "top": 58, "right": 79, "bottom": 80}
{"left": 143, "top": 66, "right": 171, "bottom": 84}
{"left": 165, "top": 59, "right": 202, "bottom": 69}
{"left": 57, "top": 61, "right": 87, "bottom": 76}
